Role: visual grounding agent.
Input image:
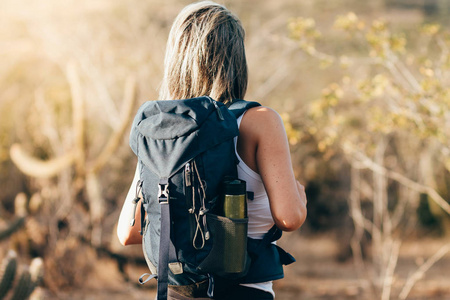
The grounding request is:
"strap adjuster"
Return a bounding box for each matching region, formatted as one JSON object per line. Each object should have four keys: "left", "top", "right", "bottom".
{"left": 158, "top": 183, "right": 169, "bottom": 204}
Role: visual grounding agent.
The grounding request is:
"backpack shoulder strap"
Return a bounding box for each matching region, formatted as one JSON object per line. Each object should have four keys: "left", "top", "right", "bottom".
{"left": 227, "top": 99, "right": 261, "bottom": 119}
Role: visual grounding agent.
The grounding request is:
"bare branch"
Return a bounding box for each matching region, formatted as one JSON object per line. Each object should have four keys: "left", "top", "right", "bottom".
{"left": 66, "top": 62, "right": 86, "bottom": 176}
{"left": 381, "top": 240, "right": 401, "bottom": 300}
{"left": 89, "top": 76, "right": 137, "bottom": 174}
{"left": 344, "top": 144, "right": 450, "bottom": 215}
{"left": 399, "top": 243, "right": 450, "bottom": 300}
{"left": 10, "top": 144, "right": 76, "bottom": 178}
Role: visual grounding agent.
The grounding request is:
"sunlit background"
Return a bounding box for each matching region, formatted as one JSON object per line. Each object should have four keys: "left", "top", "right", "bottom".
{"left": 1, "top": 0, "right": 449, "bottom": 299}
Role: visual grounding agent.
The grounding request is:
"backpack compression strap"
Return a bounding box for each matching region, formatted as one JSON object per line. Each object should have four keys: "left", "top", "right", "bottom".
{"left": 156, "top": 178, "right": 178, "bottom": 300}
{"left": 251, "top": 225, "right": 295, "bottom": 265}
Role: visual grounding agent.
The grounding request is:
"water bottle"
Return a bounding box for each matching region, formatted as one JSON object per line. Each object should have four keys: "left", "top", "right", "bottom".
{"left": 223, "top": 179, "right": 247, "bottom": 219}
{"left": 221, "top": 179, "right": 248, "bottom": 274}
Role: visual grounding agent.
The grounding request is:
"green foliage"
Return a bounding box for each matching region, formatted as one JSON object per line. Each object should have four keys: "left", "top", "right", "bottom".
{"left": 0, "top": 218, "right": 25, "bottom": 242}
{"left": 417, "top": 193, "right": 441, "bottom": 230}
{"left": 0, "top": 250, "right": 43, "bottom": 300}
{"left": 10, "top": 270, "right": 32, "bottom": 300}
{"left": 289, "top": 12, "right": 450, "bottom": 174}
{"left": 289, "top": 12, "right": 450, "bottom": 299}
{"left": 0, "top": 250, "right": 17, "bottom": 299}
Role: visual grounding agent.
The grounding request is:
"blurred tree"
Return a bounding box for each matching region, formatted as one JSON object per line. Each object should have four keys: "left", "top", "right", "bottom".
{"left": 289, "top": 12, "right": 450, "bottom": 300}
{"left": 9, "top": 63, "right": 137, "bottom": 246}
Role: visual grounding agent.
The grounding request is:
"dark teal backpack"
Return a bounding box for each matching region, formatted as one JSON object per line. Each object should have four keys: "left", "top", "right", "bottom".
{"left": 129, "top": 96, "right": 295, "bottom": 300}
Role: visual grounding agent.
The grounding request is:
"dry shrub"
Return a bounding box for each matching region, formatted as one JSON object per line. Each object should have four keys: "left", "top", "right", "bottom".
{"left": 44, "top": 237, "right": 96, "bottom": 291}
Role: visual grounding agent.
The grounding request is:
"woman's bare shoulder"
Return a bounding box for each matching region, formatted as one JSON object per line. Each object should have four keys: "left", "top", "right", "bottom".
{"left": 243, "top": 105, "right": 281, "bottom": 119}
{"left": 240, "top": 105, "right": 285, "bottom": 137}
{"left": 241, "top": 105, "right": 307, "bottom": 231}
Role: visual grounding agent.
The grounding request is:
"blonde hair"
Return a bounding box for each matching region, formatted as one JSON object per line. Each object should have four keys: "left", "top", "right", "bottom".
{"left": 159, "top": 1, "right": 248, "bottom": 103}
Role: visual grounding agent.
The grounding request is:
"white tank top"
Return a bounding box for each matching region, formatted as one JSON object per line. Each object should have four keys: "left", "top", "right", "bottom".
{"left": 235, "top": 113, "right": 275, "bottom": 297}
{"left": 234, "top": 113, "right": 275, "bottom": 239}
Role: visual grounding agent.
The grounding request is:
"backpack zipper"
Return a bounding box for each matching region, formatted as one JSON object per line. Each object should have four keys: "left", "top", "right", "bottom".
{"left": 185, "top": 162, "right": 192, "bottom": 187}
{"left": 185, "top": 162, "right": 195, "bottom": 214}
{"left": 213, "top": 101, "right": 225, "bottom": 121}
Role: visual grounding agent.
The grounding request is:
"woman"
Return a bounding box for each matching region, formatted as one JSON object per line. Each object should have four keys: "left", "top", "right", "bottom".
{"left": 118, "top": 1, "right": 307, "bottom": 299}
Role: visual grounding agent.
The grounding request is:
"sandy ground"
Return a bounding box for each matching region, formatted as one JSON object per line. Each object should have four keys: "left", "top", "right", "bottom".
{"left": 47, "top": 233, "right": 450, "bottom": 300}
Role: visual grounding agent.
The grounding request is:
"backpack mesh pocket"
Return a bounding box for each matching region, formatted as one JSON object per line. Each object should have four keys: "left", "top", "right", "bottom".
{"left": 197, "top": 213, "right": 250, "bottom": 278}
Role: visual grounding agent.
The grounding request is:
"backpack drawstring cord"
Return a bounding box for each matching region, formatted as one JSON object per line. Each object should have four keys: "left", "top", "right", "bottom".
{"left": 192, "top": 161, "right": 210, "bottom": 249}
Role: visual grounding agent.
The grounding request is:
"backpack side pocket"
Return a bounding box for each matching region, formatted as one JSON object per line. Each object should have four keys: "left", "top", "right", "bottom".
{"left": 197, "top": 213, "right": 250, "bottom": 279}
{"left": 142, "top": 217, "right": 157, "bottom": 275}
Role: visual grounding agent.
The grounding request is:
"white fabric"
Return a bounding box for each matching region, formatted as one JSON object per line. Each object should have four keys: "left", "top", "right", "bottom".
{"left": 235, "top": 115, "right": 275, "bottom": 239}
{"left": 234, "top": 113, "right": 276, "bottom": 298}
{"left": 234, "top": 113, "right": 275, "bottom": 239}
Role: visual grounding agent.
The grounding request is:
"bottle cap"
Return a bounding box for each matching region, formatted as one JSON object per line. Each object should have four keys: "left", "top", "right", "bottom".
{"left": 223, "top": 179, "right": 246, "bottom": 195}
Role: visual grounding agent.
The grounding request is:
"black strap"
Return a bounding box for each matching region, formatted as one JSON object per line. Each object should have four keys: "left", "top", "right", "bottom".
{"left": 257, "top": 225, "right": 282, "bottom": 251}
{"left": 256, "top": 226, "right": 295, "bottom": 265}
{"left": 247, "top": 225, "right": 283, "bottom": 259}
{"left": 157, "top": 202, "right": 170, "bottom": 300}
{"left": 275, "top": 245, "right": 296, "bottom": 265}
{"left": 156, "top": 178, "right": 178, "bottom": 300}
{"left": 227, "top": 99, "right": 261, "bottom": 118}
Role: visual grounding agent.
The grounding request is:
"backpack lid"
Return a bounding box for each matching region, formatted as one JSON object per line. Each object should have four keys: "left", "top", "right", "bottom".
{"left": 129, "top": 96, "right": 239, "bottom": 178}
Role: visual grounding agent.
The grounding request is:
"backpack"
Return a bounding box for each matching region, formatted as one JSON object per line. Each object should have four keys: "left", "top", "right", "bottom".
{"left": 129, "top": 96, "right": 295, "bottom": 299}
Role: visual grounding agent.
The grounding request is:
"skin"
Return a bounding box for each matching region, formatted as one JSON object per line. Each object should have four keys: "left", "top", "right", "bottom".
{"left": 117, "top": 105, "right": 307, "bottom": 245}
{"left": 236, "top": 106, "right": 307, "bottom": 231}
{"left": 117, "top": 165, "right": 143, "bottom": 245}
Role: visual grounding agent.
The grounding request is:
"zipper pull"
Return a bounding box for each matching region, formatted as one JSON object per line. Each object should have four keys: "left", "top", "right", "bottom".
{"left": 130, "top": 180, "right": 143, "bottom": 226}
{"left": 186, "top": 162, "right": 196, "bottom": 214}
{"left": 130, "top": 197, "right": 139, "bottom": 226}
{"left": 185, "top": 163, "right": 192, "bottom": 187}
{"left": 213, "top": 101, "right": 225, "bottom": 121}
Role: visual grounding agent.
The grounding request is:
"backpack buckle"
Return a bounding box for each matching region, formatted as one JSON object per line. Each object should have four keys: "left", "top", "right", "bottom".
{"left": 158, "top": 182, "right": 169, "bottom": 204}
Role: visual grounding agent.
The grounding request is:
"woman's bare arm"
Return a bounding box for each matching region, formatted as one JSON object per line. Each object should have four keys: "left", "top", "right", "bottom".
{"left": 117, "top": 164, "right": 143, "bottom": 245}
{"left": 237, "top": 106, "right": 307, "bottom": 231}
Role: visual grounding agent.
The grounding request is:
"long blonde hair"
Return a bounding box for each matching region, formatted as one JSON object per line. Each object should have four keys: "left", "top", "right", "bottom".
{"left": 159, "top": 1, "right": 248, "bottom": 103}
